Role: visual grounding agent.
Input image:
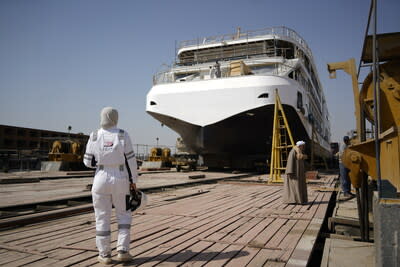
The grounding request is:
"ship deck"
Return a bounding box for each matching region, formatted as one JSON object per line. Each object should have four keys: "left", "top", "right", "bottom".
{"left": 0, "top": 173, "right": 336, "bottom": 266}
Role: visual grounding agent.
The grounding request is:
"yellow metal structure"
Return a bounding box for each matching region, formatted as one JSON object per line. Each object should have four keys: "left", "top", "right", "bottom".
{"left": 149, "top": 147, "right": 172, "bottom": 162}
{"left": 269, "top": 89, "right": 295, "bottom": 183}
{"left": 343, "top": 60, "right": 400, "bottom": 190}
{"left": 148, "top": 147, "right": 173, "bottom": 167}
{"left": 329, "top": 59, "right": 400, "bottom": 190}
{"left": 327, "top": 58, "right": 363, "bottom": 142}
{"left": 48, "top": 140, "right": 84, "bottom": 162}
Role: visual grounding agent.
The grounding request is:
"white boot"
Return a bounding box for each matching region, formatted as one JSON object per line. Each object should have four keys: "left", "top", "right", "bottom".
{"left": 97, "top": 254, "right": 112, "bottom": 265}
{"left": 116, "top": 250, "right": 133, "bottom": 262}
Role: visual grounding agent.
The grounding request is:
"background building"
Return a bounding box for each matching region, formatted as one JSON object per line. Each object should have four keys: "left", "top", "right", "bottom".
{"left": 0, "top": 124, "right": 89, "bottom": 171}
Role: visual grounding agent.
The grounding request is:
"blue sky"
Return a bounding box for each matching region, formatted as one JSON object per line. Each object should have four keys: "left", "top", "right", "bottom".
{"left": 0, "top": 0, "right": 399, "bottom": 146}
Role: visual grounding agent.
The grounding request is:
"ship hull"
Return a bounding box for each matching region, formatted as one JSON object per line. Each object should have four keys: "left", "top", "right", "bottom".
{"left": 148, "top": 103, "right": 328, "bottom": 169}
{"left": 147, "top": 75, "right": 331, "bottom": 169}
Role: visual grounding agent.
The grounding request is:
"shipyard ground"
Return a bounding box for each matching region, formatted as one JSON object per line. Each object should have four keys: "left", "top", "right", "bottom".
{"left": 0, "top": 170, "right": 374, "bottom": 266}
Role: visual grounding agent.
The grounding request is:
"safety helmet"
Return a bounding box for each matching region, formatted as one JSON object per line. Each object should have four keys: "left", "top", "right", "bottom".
{"left": 129, "top": 190, "right": 148, "bottom": 213}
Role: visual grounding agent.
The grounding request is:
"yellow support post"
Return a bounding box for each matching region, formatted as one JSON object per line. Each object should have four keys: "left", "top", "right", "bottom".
{"left": 269, "top": 89, "right": 295, "bottom": 183}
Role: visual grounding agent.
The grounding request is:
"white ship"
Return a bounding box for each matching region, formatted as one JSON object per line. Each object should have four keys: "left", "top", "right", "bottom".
{"left": 146, "top": 26, "right": 331, "bottom": 168}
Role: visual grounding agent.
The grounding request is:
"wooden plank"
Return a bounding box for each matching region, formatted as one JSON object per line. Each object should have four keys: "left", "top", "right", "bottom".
{"left": 250, "top": 218, "right": 287, "bottom": 248}
{"left": 123, "top": 189, "right": 265, "bottom": 266}
{"left": 0, "top": 251, "right": 31, "bottom": 265}
{"left": 56, "top": 251, "right": 95, "bottom": 267}
{"left": 142, "top": 241, "right": 215, "bottom": 267}
{"left": 245, "top": 248, "right": 283, "bottom": 266}
{"left": 3, "top": 254, "right": 46, "bottom": 267}
{"left": 0, "top": 215, "right": 95, "bottom": 242}
{"left": 0, "top": 176, "right": 338, "bottom": 267}
{"left": 223, "top": 246, "right": 260, "bottom": 266}
{"left": 314, "top": 192, "right": 333, "bottom": 219}
{"left": 301, "top": 193, "right": 324, "bottom": 219}
{"left": 179, "top": 242, "right": 230, "bottom": 267}
{"left": 71, "top": 226, "right": 191, "bottom": 266}
{"left": 320, "top": 237, "right": 331, "bottom": 267}
{"left": 264, "top": 260, "right": 286, "bottom": 266}
{"left": 174, "top": 192, "right": 263, "bottom": 231}
{"left": 8, "top": 223, "right": 94, "bottom": 246}
{"left": 203, "top": 244, "right": 245, "bottom": 266}
{"left": 77, "top": 202, "right": 255, "bottom": 264}
{"left": 22, "top": 257, "right": 60, "bottom": 267}
{"left": 34, "top": 213, "right": 182, "bottom": 253}
{"left": 0, "top": 243, "right": 47, "bottom": 256}
{"left": 221, "top": 217, "right": 264, "bottom": 243}
{"left": 286, "top": 217, "right": 323, "bottom": 267}
{"left": 265, "top": 219, "right": 297, "bottom": 249}
{"left": 234, "top": 217, "right": 274, "bottom": 245}
{"left": 278, "top": 219, "right": 310, "bottom": 262}
{"left": 66, "top": 220, "right": 190, "bottom": 265}
{"left": 45, "top": 247, "right": 90, "bottom": 260}
{"left": 320, "top": 238, "right": 375, "bottom": 267}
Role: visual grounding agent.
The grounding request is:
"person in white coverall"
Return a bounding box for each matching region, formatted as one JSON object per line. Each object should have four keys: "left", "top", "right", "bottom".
{"left": 83, "top": 107, "right": 138, "bottom": 264}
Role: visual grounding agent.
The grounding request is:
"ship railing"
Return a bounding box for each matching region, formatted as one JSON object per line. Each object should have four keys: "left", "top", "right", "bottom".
{"left": 177, "top": 45, "right": 290, "bottom": 66}
{"left": 177, "top": 26, "right": 312, "bottom": 59}
{"left": 153, "top": 59, "right": 297, "bottom": 85}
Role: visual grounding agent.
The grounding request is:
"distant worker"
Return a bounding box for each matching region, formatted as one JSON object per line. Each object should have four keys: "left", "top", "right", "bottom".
{"left": 283, "top": 141, "right": 308, "bottom": 204}
{"left": 209, "top": 65, "right": 215, "bottom": 78}
{"left": 83, "top": 107, "right": 138, "bottom": 264}
{"left": 214, "top": 60, "right": 221, "bottom": 78}
{"left": 337, "top": 136, "right": 354, "bottom": 198}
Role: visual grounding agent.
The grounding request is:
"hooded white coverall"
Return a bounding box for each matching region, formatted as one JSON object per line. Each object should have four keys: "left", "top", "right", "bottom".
{"left": 83, "top": 126, "right": 138, "bottom": 256}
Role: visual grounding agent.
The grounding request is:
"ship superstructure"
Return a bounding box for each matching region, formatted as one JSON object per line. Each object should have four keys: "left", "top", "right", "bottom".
{"left": 147, "top": 26, "right": 331, "bottom": 168}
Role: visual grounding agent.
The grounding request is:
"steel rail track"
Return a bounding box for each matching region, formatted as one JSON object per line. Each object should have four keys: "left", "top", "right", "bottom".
{"left": 0, "top": 173, "right": 254, "bottom": 229}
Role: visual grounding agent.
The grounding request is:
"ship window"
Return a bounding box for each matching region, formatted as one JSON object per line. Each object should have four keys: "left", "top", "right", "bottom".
{"left": 288, "top": 71, "right": 294, "bottom": 79}
{"left": 150, "top": 101, "right": 157, "bottom": 106}
{"left": 258, "top": 93, "right": 269, "bottom": 98}
{"left": 297, "top": 92, "right": 303, "bottom": 108}
{"left": 297, "top": 91, "right": 304, "bottom": 110}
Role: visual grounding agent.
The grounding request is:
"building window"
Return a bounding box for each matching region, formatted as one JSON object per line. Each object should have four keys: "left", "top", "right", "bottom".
{"left": 17, "top": 129, "right": 26, "bottom": 136}
{"left": 30, "top": 141, "right": 38, "bottom": 148}
{"left": 5, "top": 128, "right": 14, "bottom": 135}
{"left": 17, "top": 140, "right": 26, "bottom": 147}
{"left": 4, "top": 139, "right": 15, "bottom": 147}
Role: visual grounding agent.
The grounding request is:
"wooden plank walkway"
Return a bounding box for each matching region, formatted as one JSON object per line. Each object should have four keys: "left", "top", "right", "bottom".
{"left": 0, "top": 171, "right": 249, "bottom": 207}
{"left": 0, "top": 174, "right": 336, "bottom": 266}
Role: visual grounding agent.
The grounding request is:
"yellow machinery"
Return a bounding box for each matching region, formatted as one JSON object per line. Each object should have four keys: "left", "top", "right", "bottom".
{"left": 269, "top": 89, "right": 295, "bottom": 183}
{"left": 327, "top": 4, "right": 400, "bottom": 260}
{"left": 328, "top": 44, "right": 400, "bottom": 242}
{"left": 172, "top": 137, "right": 198, "bottom": 171}
{"left": 172, "top": 154, "right": 197, "bottom": 172}
{"left": 42, "top": 139, "right": 87, "bottom": 171}
{"left": 148, "top": 147, "right": 173, "bottom": 167}
{"left": 48, "top": 140, "right": 84, "bottom": 162}
{"left": 327, "top": 59, "right": 400, "bottom": 190}
{"left": 342, "top": 60, "right": 400, "bottom": 189}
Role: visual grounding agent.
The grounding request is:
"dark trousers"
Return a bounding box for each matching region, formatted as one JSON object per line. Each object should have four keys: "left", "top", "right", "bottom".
{"left": 339, "top": 163, "right": 351, "bottom": 194}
